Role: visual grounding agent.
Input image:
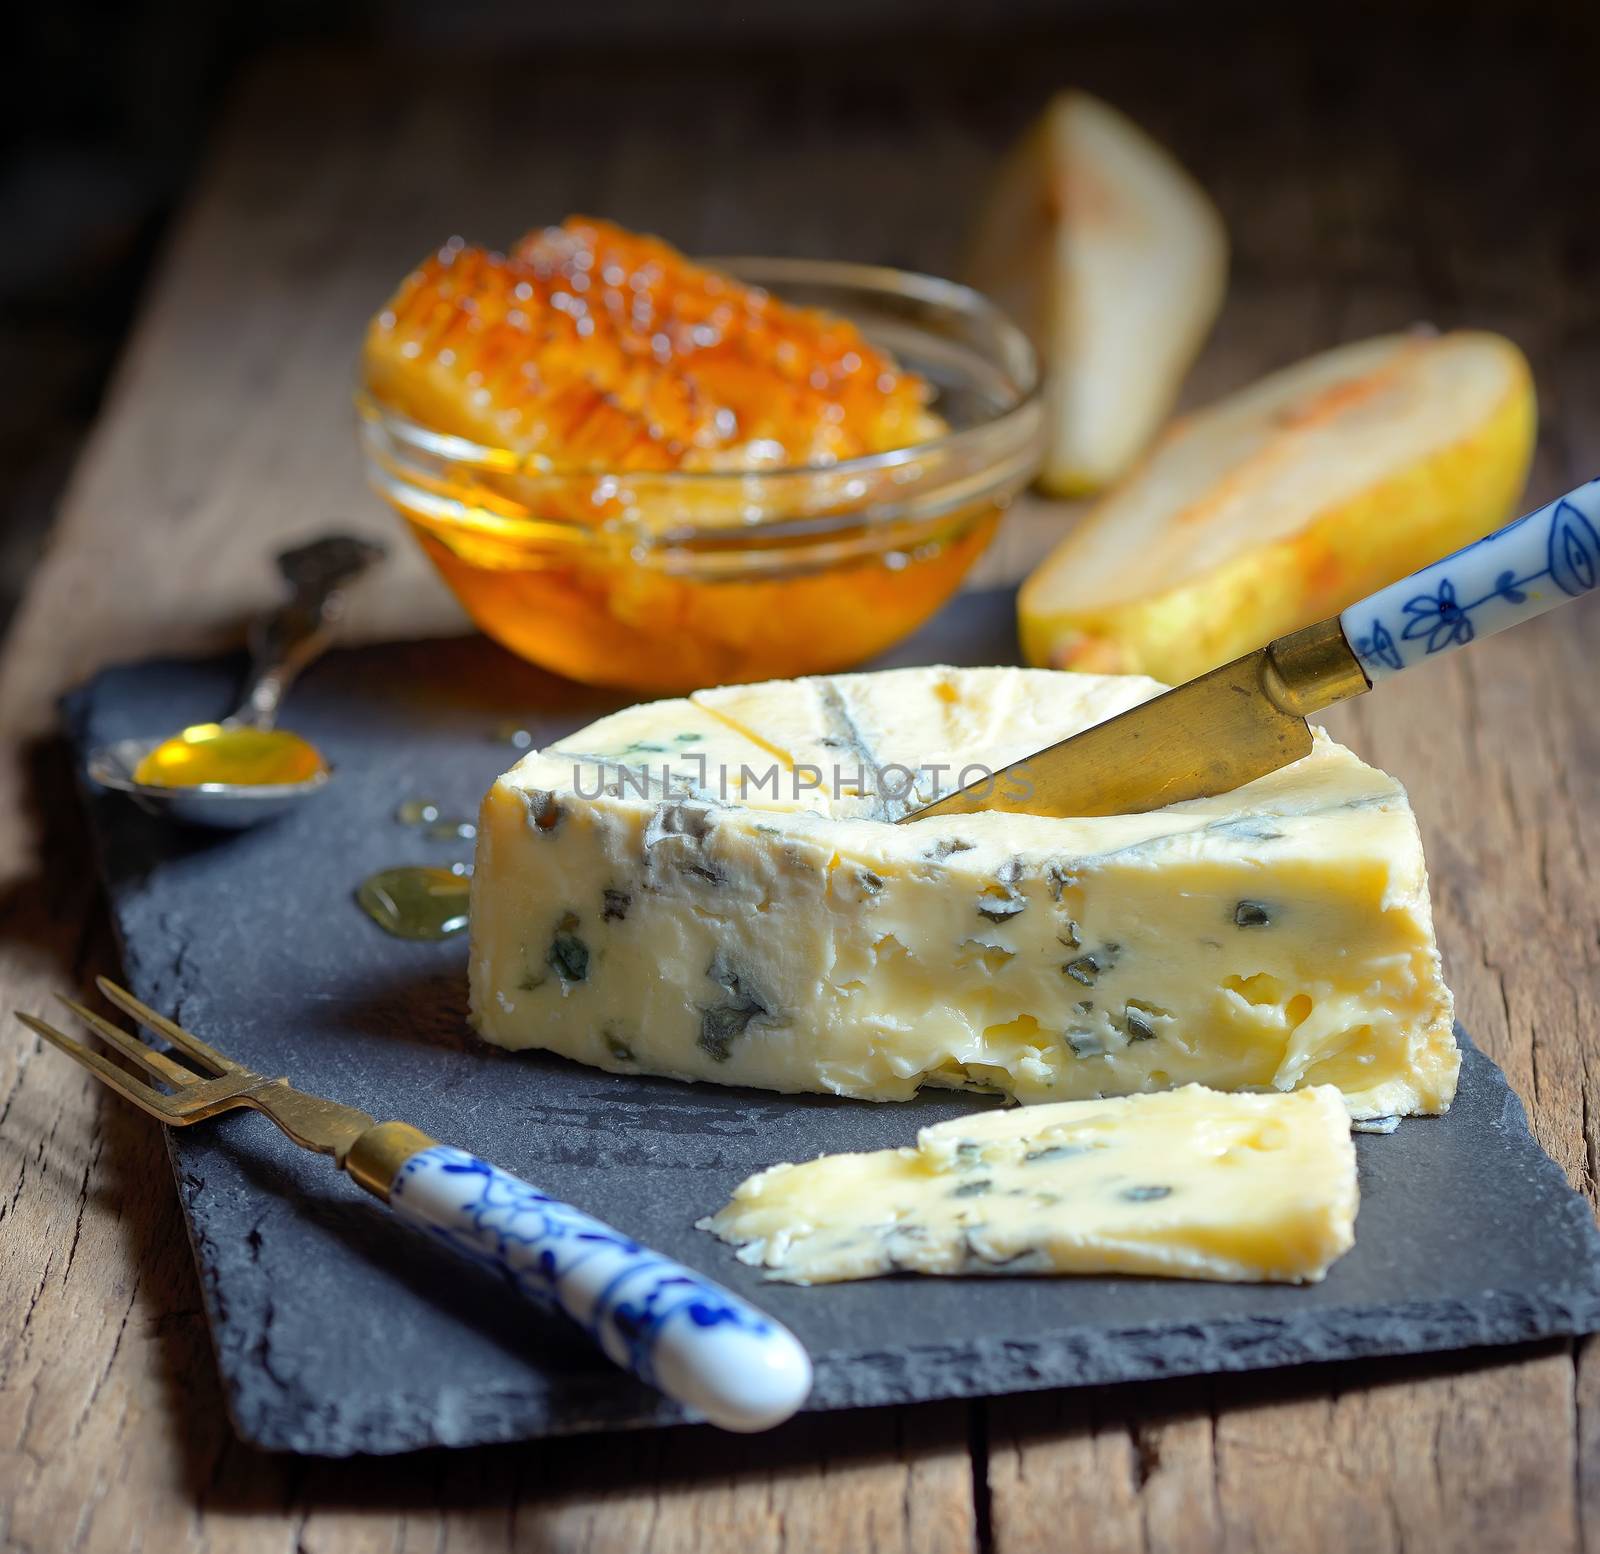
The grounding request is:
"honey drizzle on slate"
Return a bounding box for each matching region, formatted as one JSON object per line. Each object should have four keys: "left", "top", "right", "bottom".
{"left": 356, "top": 867, "right": 471, "bottom": 941}
{"left": 363, "top": 729, "right": 516, "bottom": 940}
{"left": 362, "top": 790, "right": 483, "bottom": 939}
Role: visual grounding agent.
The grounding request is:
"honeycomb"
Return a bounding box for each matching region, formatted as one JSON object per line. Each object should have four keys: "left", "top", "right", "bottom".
{"left": 364, "top": 217, "right": 944, "bottom": 473}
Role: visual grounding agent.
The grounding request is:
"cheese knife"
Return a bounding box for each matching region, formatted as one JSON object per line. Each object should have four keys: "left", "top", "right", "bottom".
{"left": 903, "top": 476, "right": 1600, "bottom": 822}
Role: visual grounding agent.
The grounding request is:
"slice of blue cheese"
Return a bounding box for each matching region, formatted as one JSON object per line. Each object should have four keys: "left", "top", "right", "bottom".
{"left": 468, "top": 665, "right": 1459, "bottom": 1118}
{"left": 698, "top": 1084, "right": 1359, "bottom": 1284}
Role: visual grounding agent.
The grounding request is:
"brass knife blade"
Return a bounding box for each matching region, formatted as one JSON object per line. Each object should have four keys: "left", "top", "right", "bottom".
{"left": 899, "top": 618, "right": 1371, "bottom": 823}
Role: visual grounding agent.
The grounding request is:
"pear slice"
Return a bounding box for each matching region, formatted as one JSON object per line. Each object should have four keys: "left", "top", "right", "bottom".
{"left": 1018, "top": 329, "right": 1536, "bottom": 685}
{"left": 968, "top": 91, "right": 1228, "bottom": 495}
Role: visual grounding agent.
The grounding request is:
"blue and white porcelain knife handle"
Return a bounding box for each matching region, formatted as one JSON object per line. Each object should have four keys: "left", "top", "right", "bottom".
{"left": 1341, "top": 477, "right": 1600, "bottom": 681}
{"left": 344, "top": 1123, "right": 812, "bottom": 1432}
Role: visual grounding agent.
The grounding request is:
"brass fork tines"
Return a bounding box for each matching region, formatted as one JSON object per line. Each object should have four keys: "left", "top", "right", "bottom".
{"left": 18, "top": 979, "right": 378, "bottom": 1159}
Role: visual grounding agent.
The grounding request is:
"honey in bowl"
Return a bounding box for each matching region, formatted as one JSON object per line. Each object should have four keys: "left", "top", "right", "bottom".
{"left": 404, "top": 504, "right": 1004, "bottom": 692}
{"left": 358, "top": 220, "right": 1043, "bottom": 691}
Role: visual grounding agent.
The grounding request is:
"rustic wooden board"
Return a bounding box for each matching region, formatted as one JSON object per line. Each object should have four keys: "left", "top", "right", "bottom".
{"left": 2, "top": 20, "right": 1598, "bottom": 1552}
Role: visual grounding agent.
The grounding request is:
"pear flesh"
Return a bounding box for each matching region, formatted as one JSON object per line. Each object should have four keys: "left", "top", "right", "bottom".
{"left": 969, "top": 91, "right": 1229, "bottom": 495}
{"left": 1018, "top": 329, "right": 1537, "bottom": 684}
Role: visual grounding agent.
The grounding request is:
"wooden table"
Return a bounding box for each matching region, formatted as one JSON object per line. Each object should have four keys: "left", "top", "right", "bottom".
{"left": 3, "top": 24, "right": 1597, "bottom": 1551}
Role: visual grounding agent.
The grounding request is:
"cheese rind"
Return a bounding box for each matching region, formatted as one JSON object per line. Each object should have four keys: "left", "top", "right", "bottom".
{"left": 699, "top": 1084, "right": 1359, "bottom": 1284}
{"left": 468, "top": 666, "right": 1458, "bottom": 1118}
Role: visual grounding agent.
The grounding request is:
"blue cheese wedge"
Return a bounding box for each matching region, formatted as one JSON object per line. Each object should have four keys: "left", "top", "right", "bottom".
{"left": 699, "top": 1084, "right": 1359, "bottom": 1284}
{"left": 468, "top": 666, "right": 1458, "bottom": 1118}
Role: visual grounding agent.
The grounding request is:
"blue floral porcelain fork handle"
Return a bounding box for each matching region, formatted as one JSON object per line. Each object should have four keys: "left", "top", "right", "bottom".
{"left": 373, "top": 1137, "right": 813, "bottom": 1431}
{"left": 17, "top": 979, "right": 813, "bottom": 1434}
{"left": 1342, "top": 476, "right": 1600, "bottom": 679}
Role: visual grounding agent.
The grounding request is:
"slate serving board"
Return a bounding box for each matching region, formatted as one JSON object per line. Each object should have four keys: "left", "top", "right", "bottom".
{"left": 63, "top": 590, "right": 1600, "bottom": 1457}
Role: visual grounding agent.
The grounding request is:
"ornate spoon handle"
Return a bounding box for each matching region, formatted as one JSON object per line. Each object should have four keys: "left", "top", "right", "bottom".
{"left": 232, "top": 534, "right": 387, "bottom": 729}
{"left": 1342, "top": 477, "right": 1599, "bottom": 682}
{"left": 363, "top": 1136, "right": 812, "bottom": 1432}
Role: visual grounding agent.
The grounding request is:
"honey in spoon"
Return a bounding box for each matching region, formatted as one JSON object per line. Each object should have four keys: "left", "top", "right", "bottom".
{"left": 132, "top": 723, "right": 329, "bottom": 789}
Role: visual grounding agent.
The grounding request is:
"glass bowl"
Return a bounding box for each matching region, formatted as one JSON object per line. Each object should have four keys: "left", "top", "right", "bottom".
{"left": 356, "top": 258, "right": 1044, "bottom": 692}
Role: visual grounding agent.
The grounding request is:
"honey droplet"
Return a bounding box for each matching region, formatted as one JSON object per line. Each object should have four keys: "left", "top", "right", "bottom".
{"left": 424, "top": 818, "right": 477, "bottom": 842}
{"left": 133, "top": 724, "right": 328, "bottom": 789}
{"left": 494, "top": 722, "right": 535, "bottom": 750}
{"left": 356, "top": 867, "right": 471, "bottom": 941}
{"left": 396, "top": 798, "right": 442, "bottom": 825}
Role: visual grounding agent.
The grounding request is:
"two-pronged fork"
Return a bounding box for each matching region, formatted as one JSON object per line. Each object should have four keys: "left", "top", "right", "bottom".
{"left": 18, "top": 979, "right": 812, "bottom": 1432}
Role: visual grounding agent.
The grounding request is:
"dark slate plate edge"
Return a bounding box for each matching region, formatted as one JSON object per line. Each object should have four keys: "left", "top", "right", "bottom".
{"left": 228, "top": 1290, "right": 1600, "bottom": 1459}
{"left": 57, "top": 684, "right": 275, "bottom": 1456}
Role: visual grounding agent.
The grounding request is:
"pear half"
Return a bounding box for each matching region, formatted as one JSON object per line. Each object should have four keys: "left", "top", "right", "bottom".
{"left": 1018, "top": 329, "right": 1536, "bottom": 685}
{"left": 969, "top": 91, "right": 1228, "bottom": 495}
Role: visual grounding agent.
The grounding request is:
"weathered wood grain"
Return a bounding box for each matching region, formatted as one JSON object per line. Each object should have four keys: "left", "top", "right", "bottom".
{"left": 1, "top": 21, "right": 1596, "bottom": 1553}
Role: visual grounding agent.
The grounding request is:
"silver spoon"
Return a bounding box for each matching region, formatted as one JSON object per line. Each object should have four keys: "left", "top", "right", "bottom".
{"left": 87, "top": 535, "right": 386, "bottom": 829}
